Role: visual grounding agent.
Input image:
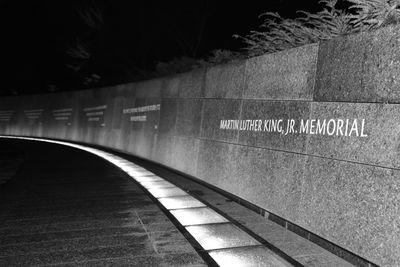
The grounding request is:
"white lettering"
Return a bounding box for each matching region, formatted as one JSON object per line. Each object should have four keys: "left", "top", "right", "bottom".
{"left": 316, "top": 119, "right": 326, "bottom": 135}
{"left": 130, "top": 115, "right": 147, "bottom": 122}
{"left": 349, "top": 119, "right": 359, "bottom": 137}
{"left": 277, "top": 119, "right": 283, "bottom": 133}
{"left": 83, "top": 105, "right": 107, "bottom": 112}
{"left": 327, "top": 119, "right": 336, "bottom": 136}
{"left": 337, "top": 119, "right": 344, "bottom": 136}
{"left": 300, "top": 119, "right": 309, "bottom": 134}
{"left": 218, "top": 117, "right": 368, "bottom": 138}
{"left": 309, "top": 119, "right": 316, "bottom": 134}
{"left": 361, "top": 119, "right": 368, "bottom": 137}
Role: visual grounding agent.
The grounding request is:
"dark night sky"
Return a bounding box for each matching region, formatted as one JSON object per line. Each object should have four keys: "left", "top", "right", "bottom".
{"left": 0, "top": 0, "right": 321, "bottom": 95}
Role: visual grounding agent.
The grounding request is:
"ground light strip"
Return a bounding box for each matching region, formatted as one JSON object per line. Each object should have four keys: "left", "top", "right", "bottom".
{"left": 0, "top": 135, "right": 295, "bottom": 267}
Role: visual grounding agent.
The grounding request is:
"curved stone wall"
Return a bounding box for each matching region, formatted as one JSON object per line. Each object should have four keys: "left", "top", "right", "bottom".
{"left": 2, "top": 24, "right": 400, "bottom": 266}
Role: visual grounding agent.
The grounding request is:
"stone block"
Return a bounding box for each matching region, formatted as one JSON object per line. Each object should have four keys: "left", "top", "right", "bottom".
{"left": 196, "top": 139, "right": 232, "bottom": 186}
{"left": 108, "top": 129, "right": 124, "bottom": 150}
{"left": 143, "top": 98, "right": 161, "bottom": 132}
{"left": 175, "top": 99, "right": 203, "bottom": 137}
{"left": 178, "top": 69, "right": 205, "bottom": 98}
{"left": 297, "top": 156, "right": 400, "bottom": 267}
{"left": 205, "top": 61, "right": 245, "bottom": 99}
{"left": 126, "top": 130, "right": 141, "bottom": 155}
{"left": 244, "top": 43, "right": 318, "bottom": 100}
{"left": 18, "top": 95, "right": 47, "bottom": 136}
{"left": 315, "top": 24, "right": 400, "bottom": 103}
{"left": 196, "top": 140, "right": 305, "bottom": 222}
{"left": 141, "top": 98, "right": 161, "bottom": 159}
{"left": 237, "top": 100, "right": 311, "bottom": 153}
{"left": 151, "top": 98, "right": 177, "bottom": 163}
{"left": 152, "top": 99, "right": 177, "bottom": 163}
{"left": 113, "top": 82, "right": 135, "bottom": 97}
{"left": 162, "top": 75, "right": 180, "bottom": 98}
{"left": 126, "top": 98, "right": 146, "bottom": 132}
{"left": 109, "top": 96, "right": 124, "bottom": 130}
{"left": 135, "top": 79, "right": 162, "bottom": 98}
{"left": 200, "top": 99, "right": 241, "bottom": 142}
{"left": 79, "top": 90, "right": 108, "bottom": 129}
{"left": 122, "top": 98, "right": 146, "bottom": 155}
{"left": 46, "top": 92, "right": 75, "bottom": 131}
{"left": 170, "top": 136, "right": 199, "bottom": 176}
{"left": 158, "top": 99, "right": 178, "bottom": 137}
{"left": 228, "top": 145, "right": 305, "bottom": 223}
{"left": 154, "top": 135, "right": 175, "bottom": 167}
{"left": 131, "top": 98, "right": 160, "bottom": 159}
{"left": 135, "top": 130, "right": 154, "bottom": 159}
{"left": 119, "top": 95, "right": 136, "bottom": 137}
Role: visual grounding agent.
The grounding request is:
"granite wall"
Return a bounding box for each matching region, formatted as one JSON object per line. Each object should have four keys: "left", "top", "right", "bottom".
{"left": 2, "top": 24, "right": 400, "bottom": 266}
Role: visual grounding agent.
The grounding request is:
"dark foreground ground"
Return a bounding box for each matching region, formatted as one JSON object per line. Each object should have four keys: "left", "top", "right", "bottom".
{"left": 0, "top": 139, "right": 206, "bottom": 266}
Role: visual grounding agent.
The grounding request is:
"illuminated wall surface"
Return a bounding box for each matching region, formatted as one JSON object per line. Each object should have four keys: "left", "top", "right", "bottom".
{"left": 2, "top": 24, "right": 400, "bottom": 266}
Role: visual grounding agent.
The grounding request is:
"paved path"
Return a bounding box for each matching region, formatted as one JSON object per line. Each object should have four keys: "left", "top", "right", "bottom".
{"left": 0, "top": 141, "right": 23, "bottom": 186}
{"left": 0, "top": 140, "right": 205, "bottom": 266}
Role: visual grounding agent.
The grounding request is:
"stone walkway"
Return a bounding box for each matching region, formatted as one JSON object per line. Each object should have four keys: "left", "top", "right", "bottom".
{"left": 0, "top": 140, "right": 205, "bottom": 266}
{"left": 0, "top": 142, "right": 23, "bottom": 186}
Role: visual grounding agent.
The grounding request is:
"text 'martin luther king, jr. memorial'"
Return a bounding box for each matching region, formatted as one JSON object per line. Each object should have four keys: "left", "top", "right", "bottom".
{"left": 2, "top": 23, "right": 400, "bottom": 266}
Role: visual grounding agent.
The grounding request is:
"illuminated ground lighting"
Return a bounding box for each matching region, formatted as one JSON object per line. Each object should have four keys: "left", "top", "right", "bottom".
{"left": 148, "top": 187, "right": 188, "bottom": 198}
{"left": 139, "top": 181, "right": 177, "bottom": 191}
{"left": 209, "top": 246, "right": 292, "bottom": 267}
{"left": 135, "top": 176, "right": 164, "bottom": 183}
{"left": 158, "top": 195, "right": 206, "bottom": 210}
{"left": 186, "top": 223, "right": 260, "bottom": 250}
{"left": 170, "top": 207, "right": 228, "bottom": 226}
{"left": 0, "top": 136, "right": 294, "bottom": 267}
